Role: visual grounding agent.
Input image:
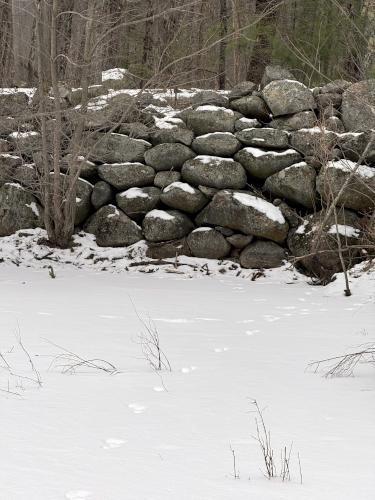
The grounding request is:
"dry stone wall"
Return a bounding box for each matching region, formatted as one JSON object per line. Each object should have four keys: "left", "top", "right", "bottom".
{"left": 0, "top": 66, "right": 374, "bottom": 277}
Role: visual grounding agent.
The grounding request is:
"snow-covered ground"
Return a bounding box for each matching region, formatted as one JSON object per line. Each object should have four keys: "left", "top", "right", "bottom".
{"left": 0, "top": 233, "right": 374, "bottom": 500}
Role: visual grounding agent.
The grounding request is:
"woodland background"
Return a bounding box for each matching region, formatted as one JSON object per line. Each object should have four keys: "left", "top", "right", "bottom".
{"left": 1, "top": 0, "right": 375, "bottom": 90}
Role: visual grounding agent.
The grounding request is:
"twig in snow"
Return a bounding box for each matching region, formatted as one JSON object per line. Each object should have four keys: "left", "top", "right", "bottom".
{"left": 309, "top": 342, "right": 375, "bottom": 377}
{"left": 43, "top": 339, "right": 118, "bottom": 375}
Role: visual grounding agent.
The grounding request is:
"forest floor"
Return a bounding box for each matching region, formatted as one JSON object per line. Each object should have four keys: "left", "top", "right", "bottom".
{"left": 0, "top": 230, "right": 374, "bottom": 500}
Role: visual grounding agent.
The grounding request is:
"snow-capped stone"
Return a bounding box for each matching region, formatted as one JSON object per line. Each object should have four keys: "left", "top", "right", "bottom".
{"left": 192, "top": 132, "right": 241, "bottom": 157}
{"left": 143, "top": 209, "right": 194, "bottom": 242}
{"left": 187, "top": 228, "right": 231, "bottom": 259}
{"left": 85, "top": 204, "right": 142, "bottom": 247}
{"left": 235, "top": 127, "right": 289, "bottom": 149}
{"left": 160, "top": 182, "right": 208, "bottom": 214}
{"left": 235, "top": 147, "right": 302, "bottom": 180}
{"left": 116, "top": 186, "right": 161, "bottom": 218}
{"left": 196, "top": 190, "right": 289, "bottom": 243}
{"left": 316, "top": 160, "right": 375, "bottom": 211}
{"left": 182, "top": 156, "right": 247, "bottom": 189}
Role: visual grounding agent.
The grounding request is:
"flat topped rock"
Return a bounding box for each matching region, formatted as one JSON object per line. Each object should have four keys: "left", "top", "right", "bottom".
{"left": 98, "top": 162, "right": 155, "bottom": 190}
{"left": 182, "top": 156, "right": 247, "bottom": 189}
{"left": 235, "top": 147, "right": 302, "bottom": 180}
{"left": 262, "top": 79, "right": 316, "bottom": 117}
{"left": 192, "top": 132, "right": 241, "bottom": 157}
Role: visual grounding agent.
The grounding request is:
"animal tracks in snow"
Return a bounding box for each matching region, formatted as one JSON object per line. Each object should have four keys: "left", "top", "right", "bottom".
{"left": 213, "top": 347, "right": 229, "bottom": 353}
{"left": 245, "top": 329, "right": 260, "bottom": 336}
{"left": 128, "top": 403, "right": 146, "bottom": 414}
{"left": 102, "top": 438, "right": 126, "bottom": 450}
{"left": 181, "top": 366, "right": 197, "bottom": 374}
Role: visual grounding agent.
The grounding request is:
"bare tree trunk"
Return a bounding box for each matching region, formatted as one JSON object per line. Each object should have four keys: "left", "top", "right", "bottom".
{"left": 218, "top": 0, "right": 228, "bottom": 89}
{"left": 12, "top": 0, "right": 36, "bottom": 84}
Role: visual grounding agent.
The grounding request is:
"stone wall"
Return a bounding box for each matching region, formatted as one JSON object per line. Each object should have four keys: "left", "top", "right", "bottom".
{"left": 0, "top": 66, "right": 374, "bottom": 277}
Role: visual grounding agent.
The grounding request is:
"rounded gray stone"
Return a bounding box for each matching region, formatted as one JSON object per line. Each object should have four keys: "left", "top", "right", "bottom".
{"left": 91, "top": 181, "right": 113, "bottom": 210}
{"left": 262, "top": 80, "right": 316, "bottom": 117}
{"left": 143, "top": 209, "right": 194, "bottom": 242}
{"left": 116, "top": 186, "right": 161, "bottom": 217}
{"left": 235, "top": 147, "right": 302, "bottom": 180}
{"left": 185, "top": 106, "right": 236, "bottom": 135}
{"left": 0, "top": 183, "right": 43, "bottom": 236}
{"left": 85, "top": 204, "right": 143, "bottom": 247}
{"left": 341, "top": 80, "right": 375, "bottom": 132}
{"left": 154, "top": 170, "right": 181, "bottom": 188}
{"left": 236, "top": 127, "right": 289, "bottom": 149}
{"left": 144, "top": 143, "right": 195, "bottom": 171}
{"left": 229, "top": 95, "right": 270, "bottom": 121}
{"left": 196, "top": 190, "right": 289, "bottom": 243}
{"left": 161, "top": 181, "right": 208, "bottom": 214}
{"left": 263, "top": 162, "right": 317, "bottom": 209}
{"left": 192, "top": 132, "right": 241, "bottom": 157}
{"left": 187, "top": 228, "right": 231, "bottom": 259}
{"left": 240, "top": 240, "right": 286, "bottom": 269}
{"left": 98, "top": 162, "right": 155, "bottom": 190}
{"left": 182, "top": 156, "right": 247, "bottom": 189}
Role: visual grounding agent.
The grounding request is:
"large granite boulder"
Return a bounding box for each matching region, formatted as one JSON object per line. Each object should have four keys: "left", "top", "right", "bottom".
{"left": 116, "top": 186, "right": 161, "bottom": 217}
{"left": 228, "top": 81, "right": 256, "bottom": 101}
{"left": 0, "top": 183, "right": 43, "bottom": 236}
{"left": 154, "top": 170, "right": 181, "bottom": 188}
{"left": 240, "top": 240, "right": 286, "bottom": 269}
{"left": 264, "top": 162, "right": 317, "bottom": 209}
{"left": 8, "top": 131, "right": 41, "bottom": 155}
{"left": 229, "top": 95, "right": 270, "bottom": 121}
{"left": 61, "top": 154, "right": 97, "bottom": 180}
{"left": 75, "top": 178, "right": 93, "bottom": 225}
{"left": 196, "top": 190, "right": 289, "bottom": 243}
{"left": 143, "top": 209, "right": 194, "bottom": 242}
{"left": 191, "top": 90, "right": 229, "bottom": 108}
{"left": 316, "top": 160, "right": 375, "bottom": 211}
{"left": 144, "top": 143, "right": 195, "bottom": 171}
{"left": 234, "top": 147, "right": 301, "bottom": 180}
{"left": 185, "top": 105, "right": 237, "bottom": 135}
{"left": 160, "top": 182, "right": 208, "bottom": 214}
{"left": 0, "top": 92, "right": 29, "bottom": 116}
{"left": 234, "top": 117, "right": 262, "bottom": 131}
{"left": 235, "top": 127, "right": 289, "bottom": 149}
{"left": 268, "top": 111, "right": 316, "bottom": 131}
{"left": 98, "top": 162, "right": 155, "bottom": 190}
{"left": 192, "top": 132, "right": 241, "bottom": 157}
{"left": 341, "top": 80, "right": 375, "bottom": 132}
{"left": 288, "top": 209, "right": 361, "bottom": 278}
{"left": 91, "top": 181, "right": 113, "bottom": 210}
{"left": 151, "top": 121, "right": 194, "bottom": 146}
{"left": 261, "top": 65, "right": 295, "bottom": 88}
{"left": 182, "top": 156, "right": 247, "bottom": 189}
{"left": 262, "top": 80, "right": 316, "bottom": 117}
{"left": 146, "top": 238, "right": 191, "bottom": 259}
{"left": 85, "top": 204, "right": 143, "bottom": 247}
{"left": 87, "top": 133, "right": 151, "bottom": 163}
{"left": 289, "top": 128, "right": 337, "bottom": 156}
{"left": 117, "top": 122, "right": 150, "bottom": 141}
{"left": 187, "top": 227, "right": 231, "bottom": 259}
